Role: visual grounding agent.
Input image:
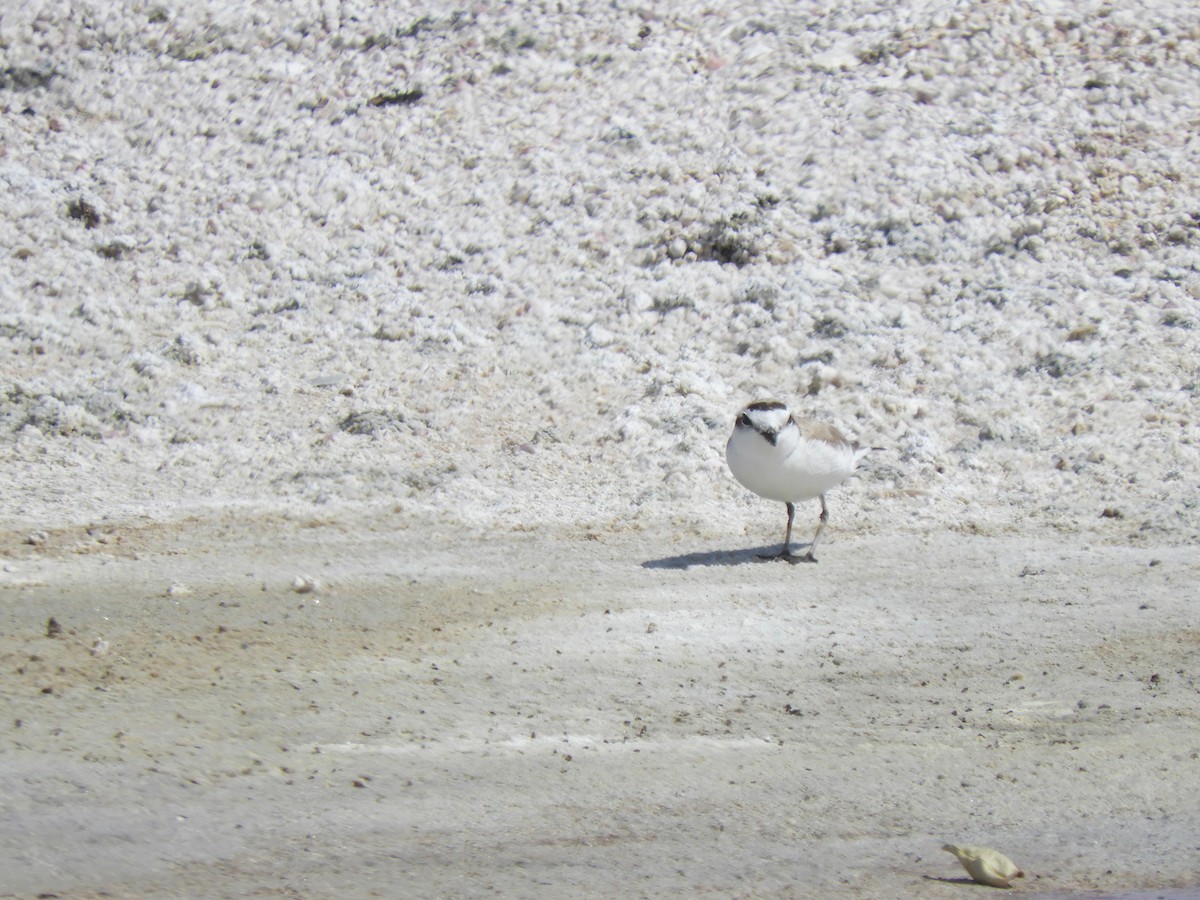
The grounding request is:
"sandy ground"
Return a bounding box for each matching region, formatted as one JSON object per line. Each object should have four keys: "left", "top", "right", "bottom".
{"left": 2, "top": 510, "right": 1198, "bottom": 898}
{"left": 4, "top": 1, "right": 1200, "bottom": 897}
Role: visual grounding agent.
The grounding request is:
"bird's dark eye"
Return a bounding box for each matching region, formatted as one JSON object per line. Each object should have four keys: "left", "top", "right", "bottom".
{"left": 736, "top": 413, "right": 749, "bottom": 427}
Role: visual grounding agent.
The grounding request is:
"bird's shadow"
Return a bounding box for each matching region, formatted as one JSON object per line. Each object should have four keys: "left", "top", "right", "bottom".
{"left": 641, "top": 544, "right": 812, "bottom": 570}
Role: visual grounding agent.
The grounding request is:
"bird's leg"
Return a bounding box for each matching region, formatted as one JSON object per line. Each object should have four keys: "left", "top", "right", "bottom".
{"left": 766, "top": 495, "right": 827, "bottom": 564}
{"left": 758, "top": 501, "right": 817, "bottom": 563}
{"left": 758, "top": 501, "right": 792, "bottom": 560}
{"left": 798, "top": 494, "right": 829, "bottom": 563}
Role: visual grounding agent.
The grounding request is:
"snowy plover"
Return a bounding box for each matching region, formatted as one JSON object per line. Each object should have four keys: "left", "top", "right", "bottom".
{"left": 725, "top": 399, "right": 870, "bottom": 563}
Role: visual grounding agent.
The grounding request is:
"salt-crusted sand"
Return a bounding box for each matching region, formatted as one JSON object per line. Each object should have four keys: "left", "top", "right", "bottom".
{"left": 2, "top": 1, "right": 1198, "bottom": 896}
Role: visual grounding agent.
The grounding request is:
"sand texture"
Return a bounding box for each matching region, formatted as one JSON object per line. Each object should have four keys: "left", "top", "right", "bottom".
{"left": 2, "top": 1, "right": 1199, "bottom": 896}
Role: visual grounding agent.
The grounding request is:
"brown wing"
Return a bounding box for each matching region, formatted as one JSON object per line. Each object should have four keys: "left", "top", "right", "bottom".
{"left": 797, "top": 420, "right": 851, "bottom": 447}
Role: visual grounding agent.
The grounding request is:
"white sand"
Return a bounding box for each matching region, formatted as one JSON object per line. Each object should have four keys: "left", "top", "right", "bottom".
{"left": 2, "top": 1, "right": 1198, "bottom": 896}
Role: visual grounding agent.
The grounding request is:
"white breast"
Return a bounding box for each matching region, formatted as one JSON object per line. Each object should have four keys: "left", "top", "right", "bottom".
{"left": 726, "top": 424, "right": 859, "bottom": 503}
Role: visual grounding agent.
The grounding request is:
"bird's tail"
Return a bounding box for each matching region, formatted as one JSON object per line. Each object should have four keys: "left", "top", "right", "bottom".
{"left": 853, "top": 445, "right": 882, "bottom": 467}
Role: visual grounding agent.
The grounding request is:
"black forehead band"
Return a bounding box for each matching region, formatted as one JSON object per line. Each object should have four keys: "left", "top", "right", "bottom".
{"left": 746, "top": 400, "right": 787, "bottom": 413}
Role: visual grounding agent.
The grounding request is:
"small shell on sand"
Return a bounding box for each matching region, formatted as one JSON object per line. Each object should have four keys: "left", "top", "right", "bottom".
{"left": 292, "top": 575, "right": 318, "bottom": 594}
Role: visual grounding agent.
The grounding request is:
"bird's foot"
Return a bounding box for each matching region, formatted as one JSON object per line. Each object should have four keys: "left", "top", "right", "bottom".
{"left": 757, "top": 549, "right": 817, "bottom": 564}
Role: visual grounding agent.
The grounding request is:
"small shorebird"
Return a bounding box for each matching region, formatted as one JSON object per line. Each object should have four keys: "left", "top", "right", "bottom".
{"left": 725, "top": 399, "right": 870, "bottom": 563}
{"left": 941, "top": 843, "right": 1024, "bottom": 888}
